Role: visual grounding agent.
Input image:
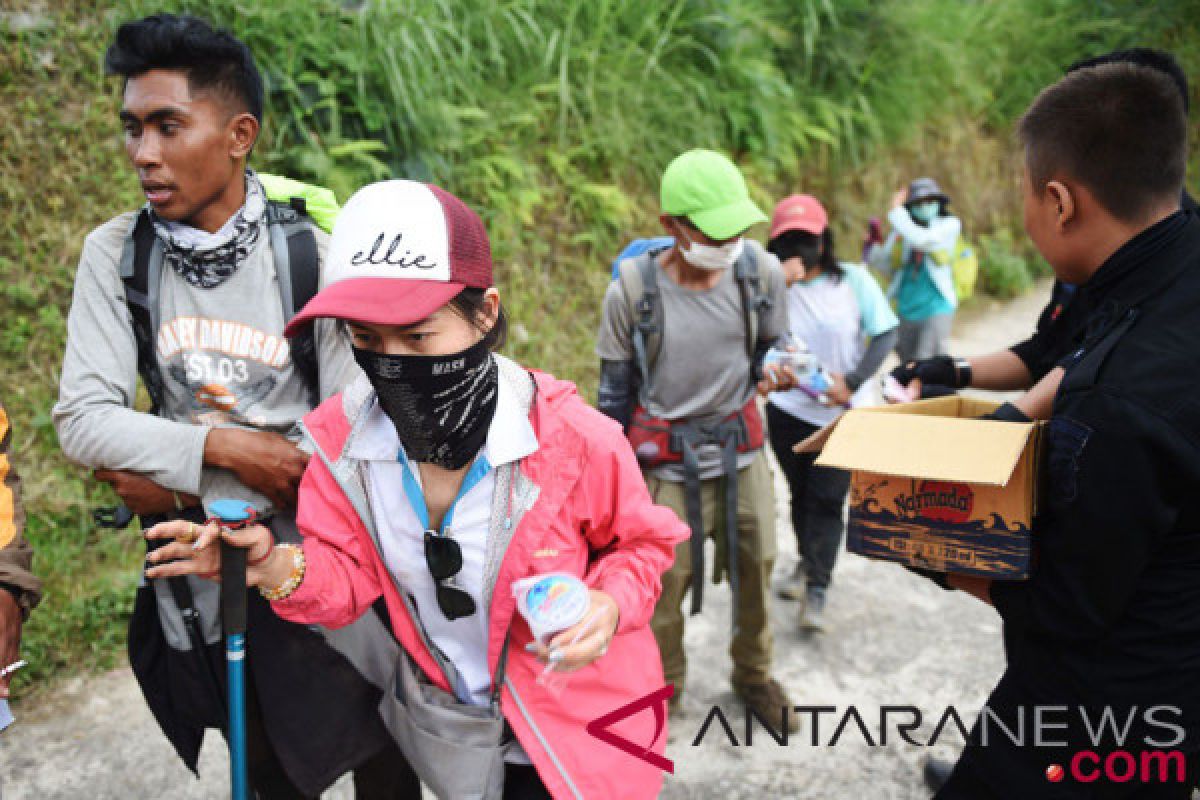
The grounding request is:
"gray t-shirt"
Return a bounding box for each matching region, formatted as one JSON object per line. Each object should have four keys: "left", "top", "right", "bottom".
{"left": 54, "top": 210, "right": 357, "bottom": 513}
{"left": 155, "top": 234, "right": 314, "bottom": 434}
{"left": 595, "top": 239, "right": 787, "bottom": 480}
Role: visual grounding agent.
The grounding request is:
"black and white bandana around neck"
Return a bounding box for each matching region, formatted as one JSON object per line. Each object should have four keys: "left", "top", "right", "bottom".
{"left": 151, "top": 171, "right": 267, "bottom": 289}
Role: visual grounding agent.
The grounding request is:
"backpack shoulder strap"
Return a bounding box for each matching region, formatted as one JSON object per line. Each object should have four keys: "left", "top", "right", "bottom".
{"left": 615, "top": 253, "right": 663, "bottom": 405}
{"left": 264, "top": 199, "right": 320, "bottom": 317}
{"left": 119, "top": 209, "right": 168, "bottom": 413}
{"left": 265, "top": 199, "right": 321, "bottom": 397}
{"left": 733, "top": 244, "right": 771, "bottom": 360}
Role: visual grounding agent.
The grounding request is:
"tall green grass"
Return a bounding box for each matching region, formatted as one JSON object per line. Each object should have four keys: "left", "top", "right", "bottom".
{"left": 134, "top": 0, "right": 1191, "bottom": 300}
{"left": 1, "top": 0, "right": 1196, "bottom": 696}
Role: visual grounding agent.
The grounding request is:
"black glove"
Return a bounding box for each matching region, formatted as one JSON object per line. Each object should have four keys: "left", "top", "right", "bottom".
{"left": 902, "top": 564, "right": 952, "bottom": 590}
{"left": 979, "top": 402, "right": 1031, "bottom": 423}
{"left": 890, "top": 355, "right": 971, "bottom": 389}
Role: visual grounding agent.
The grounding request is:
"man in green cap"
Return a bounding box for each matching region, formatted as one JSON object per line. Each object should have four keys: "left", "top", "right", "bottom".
{"left": 596, "top": 148, "right": 798, "bottom": 730}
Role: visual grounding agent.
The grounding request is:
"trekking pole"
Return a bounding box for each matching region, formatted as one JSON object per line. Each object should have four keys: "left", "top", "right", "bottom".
{"left": 208, "top": 498, "right": 258, "bottom": 800}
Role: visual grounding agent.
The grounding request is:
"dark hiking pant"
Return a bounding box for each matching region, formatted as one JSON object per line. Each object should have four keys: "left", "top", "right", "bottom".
{"left": 766, "top": 404, "right": 850, "bottom": 590}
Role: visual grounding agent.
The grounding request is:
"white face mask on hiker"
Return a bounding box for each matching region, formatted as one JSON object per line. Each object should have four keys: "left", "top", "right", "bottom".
{"left": 678, "top": 230, "right": 745, "bottom": 271}
{"left": 909, "top": 201, "right": 941, "bottom": 224}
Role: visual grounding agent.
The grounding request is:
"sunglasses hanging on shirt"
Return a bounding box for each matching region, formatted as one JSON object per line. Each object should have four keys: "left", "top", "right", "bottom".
{"left": 423, "top": 530, "right": 477, "bottom": 620}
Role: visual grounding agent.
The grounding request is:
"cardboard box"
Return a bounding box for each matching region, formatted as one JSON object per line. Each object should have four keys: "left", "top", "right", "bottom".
{"left": 797, "top": 396, "right": 1044, "bottom": 580}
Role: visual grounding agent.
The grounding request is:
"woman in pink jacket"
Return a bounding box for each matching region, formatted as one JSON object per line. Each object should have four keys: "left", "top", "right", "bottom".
{"left": 146, "top": 180, "right": 688, "bottom": 799}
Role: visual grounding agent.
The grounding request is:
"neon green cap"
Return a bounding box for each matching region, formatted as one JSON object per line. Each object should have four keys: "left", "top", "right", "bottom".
{"left": 660, "top": 149, "right": 766, "bottom": 240}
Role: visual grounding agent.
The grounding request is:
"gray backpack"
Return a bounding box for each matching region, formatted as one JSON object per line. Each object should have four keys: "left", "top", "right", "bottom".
{"left": 613, "top": 244, "right": 771, "bottom": 407}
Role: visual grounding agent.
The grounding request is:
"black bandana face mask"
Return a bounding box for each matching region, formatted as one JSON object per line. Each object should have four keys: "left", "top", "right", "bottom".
{"left": 353, "top": 337, "right": 499, "bottom": 470}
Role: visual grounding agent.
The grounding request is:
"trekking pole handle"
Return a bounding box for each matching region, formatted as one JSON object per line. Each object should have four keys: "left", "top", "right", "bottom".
{"left": 208, "top": 499, "right": 258, "bottom": 637}
{"left": 220, "top": 543, "right": 248, "bottom": 636}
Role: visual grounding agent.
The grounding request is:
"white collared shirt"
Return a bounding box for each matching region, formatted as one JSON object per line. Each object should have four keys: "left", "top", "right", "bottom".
{"left": 348, "top": 363, "right": 538, "bottom": 706}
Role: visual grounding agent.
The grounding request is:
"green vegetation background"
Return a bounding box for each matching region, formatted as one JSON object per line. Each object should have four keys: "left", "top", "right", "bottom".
{"left": 1, "top": 0, "right": 1197, "bottom": 696}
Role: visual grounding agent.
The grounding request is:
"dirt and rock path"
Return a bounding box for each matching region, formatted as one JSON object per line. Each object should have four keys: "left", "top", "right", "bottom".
{"left": 0, "top": 284, "right": 1053, "bottom": 799}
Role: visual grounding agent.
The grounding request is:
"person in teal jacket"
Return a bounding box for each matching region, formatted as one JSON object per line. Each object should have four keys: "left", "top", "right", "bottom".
{"left": 868, "top": 177, "right": 962, "bottom": 361}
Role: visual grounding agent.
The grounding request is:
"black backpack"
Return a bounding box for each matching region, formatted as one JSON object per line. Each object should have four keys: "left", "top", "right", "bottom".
{"left": 118, "top": 198, "right": 321, "bottom": 412}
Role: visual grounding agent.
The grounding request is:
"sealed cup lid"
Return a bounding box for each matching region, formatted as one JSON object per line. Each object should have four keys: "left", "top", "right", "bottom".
{"left": 517, "top": 573, "right": 590, "bottom": 636}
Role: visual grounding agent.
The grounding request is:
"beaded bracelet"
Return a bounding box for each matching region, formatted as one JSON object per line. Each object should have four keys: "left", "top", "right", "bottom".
{"left": 259, "top": 543, "right": 306, "bottom": 601}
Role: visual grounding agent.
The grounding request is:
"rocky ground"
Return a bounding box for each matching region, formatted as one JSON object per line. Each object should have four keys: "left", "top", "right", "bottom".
{"left": 0, "top": 284, "right": 1054, "bottom": 799}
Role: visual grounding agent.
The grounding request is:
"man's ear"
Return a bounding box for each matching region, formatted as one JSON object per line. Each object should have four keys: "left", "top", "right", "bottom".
{"left": 228, "top": 112, "right": 259, "bottom": 160}
{"left": 659, "top": 213, "right": 678, "bottom": 237}
{"left": 1046, "top": 180, "right": 1076, "bottom": 231}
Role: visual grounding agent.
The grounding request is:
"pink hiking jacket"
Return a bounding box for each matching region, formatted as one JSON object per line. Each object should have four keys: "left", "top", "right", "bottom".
{"left": 273, "top": 367, "right": 688, "bottom": 799}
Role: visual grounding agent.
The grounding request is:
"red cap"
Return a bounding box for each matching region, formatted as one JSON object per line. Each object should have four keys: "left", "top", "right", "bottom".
{"left": 285, "top": 180, "right": 492, "bottom": 337}
{"left": 769, "top": 194, "right": 829, "bottom": 239}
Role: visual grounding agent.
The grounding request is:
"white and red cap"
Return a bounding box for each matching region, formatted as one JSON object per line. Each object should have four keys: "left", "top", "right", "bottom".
{"left": 284, "top": 180, "right": 492, "bottom": 336}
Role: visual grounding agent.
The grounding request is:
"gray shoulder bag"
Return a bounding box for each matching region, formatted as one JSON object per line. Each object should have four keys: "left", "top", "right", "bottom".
{"left": 307, "top": 436, "right": 512, "bottom": 800}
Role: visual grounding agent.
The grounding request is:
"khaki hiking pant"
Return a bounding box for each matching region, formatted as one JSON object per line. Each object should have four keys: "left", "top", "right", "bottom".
{"left": 646, "top": 450, "right": 777, "bottom": 692}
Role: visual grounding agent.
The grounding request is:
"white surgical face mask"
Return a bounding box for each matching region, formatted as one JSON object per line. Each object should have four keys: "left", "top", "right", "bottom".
{"left": 678, "top": 229, "right": 744, "bottom": 271}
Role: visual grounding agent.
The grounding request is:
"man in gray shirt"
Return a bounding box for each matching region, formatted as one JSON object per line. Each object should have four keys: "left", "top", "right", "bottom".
{"left": 53, "top": 14, "right": 415, "bottom": 798}
{"left": 596, "top": 149, "right": 799, "bottom": 731}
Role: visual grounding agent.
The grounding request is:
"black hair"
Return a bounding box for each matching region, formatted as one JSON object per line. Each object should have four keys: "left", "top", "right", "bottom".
{"left": 1020, "top": 62, "right": 1187, "bottom": 223}
{"left": 451, "top": 288, "right": 508, "bottom": 351}
{"left": 1068, "top": 47, "right": 1189, "bottom": 113}
{"left": 767, "top": 228, "right": 842, "bottom": 279}
{"left": 671, "top": 215, "right": 703, "bottom": 236}
{"left": 105, "top": 14, "right": 263, "bottom": 123}
{"left": 905, "top": 198, "right": 949, "bottom": 224}
{"left": 819, "top": 227, "right": 840, "bottom": 276}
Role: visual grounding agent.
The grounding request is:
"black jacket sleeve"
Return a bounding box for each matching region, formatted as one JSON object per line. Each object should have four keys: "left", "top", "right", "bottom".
{"left": 597, "top": 359, "right": 636, "bottom": 430}
{"left": 845, "top": 328, "right": 899, "bottom": 391}
{"left": 1009, "top": 281, "right": 1080, "bottom": 383}
{"left": 1009, "top": 298, "right": 1060, "bottom": 381}
{"left": 751, "top": 337, "right": 780, "bottom": 382}
{"left": 990, "top": 389, "right": 1192, "bottom": 643}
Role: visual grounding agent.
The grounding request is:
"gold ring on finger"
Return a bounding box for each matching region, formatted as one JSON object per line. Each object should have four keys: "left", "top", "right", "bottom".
{"left": 179, "top": 522, "right": 198, "bottom": 545}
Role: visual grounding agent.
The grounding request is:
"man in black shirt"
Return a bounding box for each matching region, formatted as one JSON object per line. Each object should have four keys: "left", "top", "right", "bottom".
{"left": 893, "top": 48, "right": 1193, "bottom": 412}
{"left": 934, "top": 60, "right": 1200, "bottom": 799}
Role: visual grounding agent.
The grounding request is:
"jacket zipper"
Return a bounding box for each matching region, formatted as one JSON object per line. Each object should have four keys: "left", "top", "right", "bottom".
{"left": 505, "top": 676, "right": 585, "bottom": 800}
{"left": 299, "top": 419, "right": 463, "bottom": 689}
